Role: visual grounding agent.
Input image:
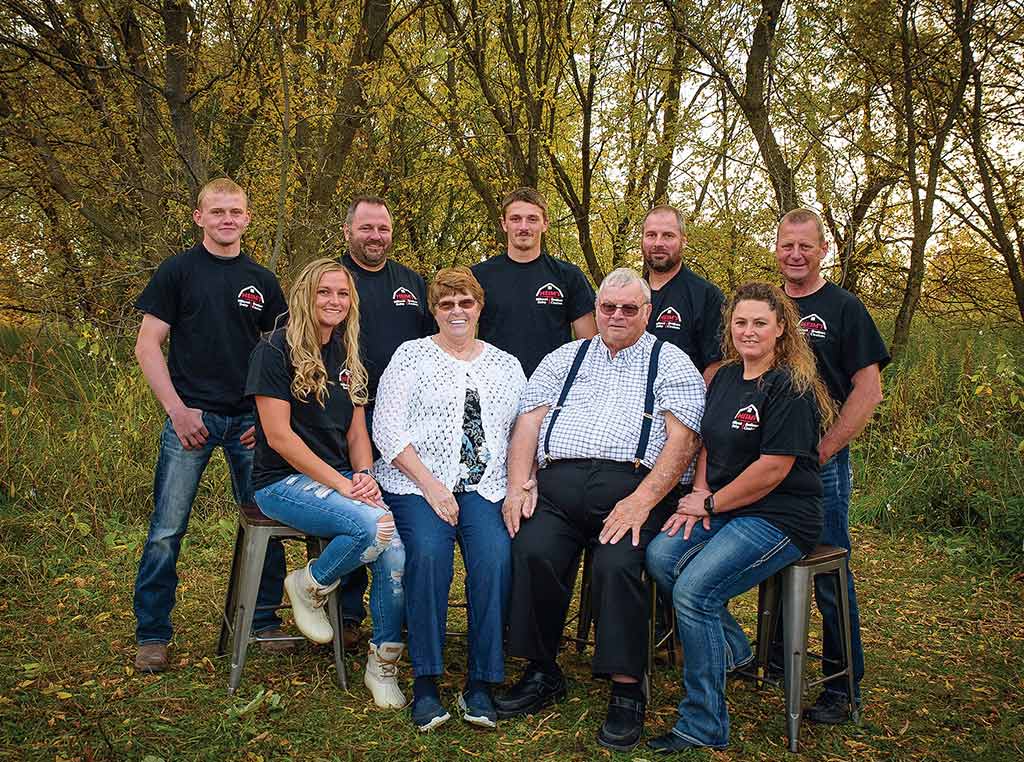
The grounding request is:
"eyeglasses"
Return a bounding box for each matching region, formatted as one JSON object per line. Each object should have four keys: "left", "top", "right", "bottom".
{"left": 436, "top": 298, "right": 477, "bottom": 312}
{"left": 598, "top": 301, "right": 643, "bottom": 317}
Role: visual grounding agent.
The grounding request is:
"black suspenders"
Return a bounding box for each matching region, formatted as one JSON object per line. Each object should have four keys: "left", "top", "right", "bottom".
{"left": 542, "top": 338, "right": 664, "bottom": 471}
{"left": 542, "top": 339, "right": 591, "bottom": 465}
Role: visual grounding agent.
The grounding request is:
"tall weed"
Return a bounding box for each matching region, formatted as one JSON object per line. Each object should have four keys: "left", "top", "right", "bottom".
{"left": 0, "top": 325, "right": 231, "bottom": 553}
{"left": 855, "top": 324, "right": 1024, "bottom": 563}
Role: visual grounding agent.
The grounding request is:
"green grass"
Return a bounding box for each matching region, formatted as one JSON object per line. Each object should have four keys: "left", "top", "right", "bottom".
{"left": 2, "top": 322, "right": 1023, "bottom": 760}
{"left": 1, "top": 504, "right": 1022, "bottom": 761}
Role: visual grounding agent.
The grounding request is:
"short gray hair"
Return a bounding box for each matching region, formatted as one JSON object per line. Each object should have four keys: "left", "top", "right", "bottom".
{"left": 597, "top": 267, "right": 651, "bottom": 303}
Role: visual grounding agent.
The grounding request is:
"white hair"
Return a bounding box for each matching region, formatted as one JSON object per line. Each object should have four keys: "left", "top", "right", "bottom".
{"left": 597, "top": 267, "right": 651, "bottom": 303}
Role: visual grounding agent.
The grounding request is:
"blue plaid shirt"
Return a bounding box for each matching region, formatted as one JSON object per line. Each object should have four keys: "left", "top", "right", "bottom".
{"left": 520, "top": 332, "right": 706, "bottom": 483}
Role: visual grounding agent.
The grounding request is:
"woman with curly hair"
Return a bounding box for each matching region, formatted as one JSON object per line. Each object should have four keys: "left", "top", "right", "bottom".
{"left": 644, "top": 281, "right": 834, "bottom": 752}
{"left": 245, "top": 258, "right": 405, "bottom": 710}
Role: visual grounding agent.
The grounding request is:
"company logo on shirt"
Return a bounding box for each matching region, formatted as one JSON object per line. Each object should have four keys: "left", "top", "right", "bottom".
{"left": 799, "top": 313, "right": 827, "bottom": 340}
{"left": 731, "top": 404, "right": 760, "bottom": 431}
{"left": 655, "top": 306, "right": 683, "bottom": 331}
{"left": 338, "top": 368, "right": 350, "bottom": 389}
{"left": 392, "top": 287, "right": 419, "bottom": 307}
{"left": 535, "top": 282, "right": 564, "bottom": 306}
{"left": 237, "top": 286, "right": 265, "bottom": 311}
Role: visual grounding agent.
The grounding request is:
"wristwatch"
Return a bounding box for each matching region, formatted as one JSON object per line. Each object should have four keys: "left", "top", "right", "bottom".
{"left": 703, "top": 493, "right": 716, "bottom": 516}
{"left": 357, "top": 468, "right": 372, "bottom": 476}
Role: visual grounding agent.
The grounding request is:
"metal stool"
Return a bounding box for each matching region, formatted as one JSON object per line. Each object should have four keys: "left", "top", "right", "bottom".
{"left": 563, "top": 544, "right": 676, "bottom": 673}
{"left": 216, "top": 502, "right": 347, "bottom": 694}
{"left": 751, "top": 544, "right": 859, "bottom": 752}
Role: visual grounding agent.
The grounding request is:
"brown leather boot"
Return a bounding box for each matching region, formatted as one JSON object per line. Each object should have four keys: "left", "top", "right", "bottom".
{"left": 134, "top": 643, "right": 169, "bottom": 673}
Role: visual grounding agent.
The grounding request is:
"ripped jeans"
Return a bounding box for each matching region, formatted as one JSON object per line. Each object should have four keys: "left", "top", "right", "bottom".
{"left": 254, "top": 472, "right": 405, "bottom": 646}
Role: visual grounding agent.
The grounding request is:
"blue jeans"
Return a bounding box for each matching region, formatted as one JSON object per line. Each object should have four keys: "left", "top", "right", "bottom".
{"left": 134, "top": 413, "right": 286, "bottom": 644}
{"left": 816, "top": 447, "right": 863, "bottom": 700}
{"left": 387, "top": 490, "right": 511, "bottom": 682}
{"left": 254, "top": 473, "right": 404, "bottom": 645}
{"left": 647, "top": 516, "right": 802, "bottom": 748}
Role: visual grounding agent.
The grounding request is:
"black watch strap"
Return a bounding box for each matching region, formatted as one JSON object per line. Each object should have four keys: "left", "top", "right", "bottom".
{"left": 704, "top": 493, "right": 716, "bottom": 515}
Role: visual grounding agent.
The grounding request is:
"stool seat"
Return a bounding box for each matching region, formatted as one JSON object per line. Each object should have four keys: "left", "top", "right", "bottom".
{"left": 238, "top": 501, "right": 286, "bottom": 527}
{"left": 793, "top": 544, "right": 846, "bottom": 566}
{"left": 217, "top": 500, "right": 347, "bottom": 693}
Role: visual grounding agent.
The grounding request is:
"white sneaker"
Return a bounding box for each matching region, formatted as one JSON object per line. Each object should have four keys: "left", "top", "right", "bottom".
{"left": 283, "top": 562, "right": 337, "bottom": 645}
{"left": 364, "top": 642, "right": 407, "bottom": 709}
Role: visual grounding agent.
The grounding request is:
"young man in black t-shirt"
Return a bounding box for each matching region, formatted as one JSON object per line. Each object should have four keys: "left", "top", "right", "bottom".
{"left": 642, "top": 205, "right": 725, "bottom": 384}
{"left": 337, "top": 195, "right": 435, "bottom": 647}
{"left": 472, "top": 188, "right": 597, "bottom": 378}
{"left": 775, "top": 208, "right": 890, "bottom": 723}
{"left": 132, "top": 178, "right": 288, "bottom": 673}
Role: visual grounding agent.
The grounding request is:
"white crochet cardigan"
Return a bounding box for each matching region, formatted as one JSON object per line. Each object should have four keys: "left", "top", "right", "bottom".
{"left": 372, "top": 337, "right": 526, "bottom": 502}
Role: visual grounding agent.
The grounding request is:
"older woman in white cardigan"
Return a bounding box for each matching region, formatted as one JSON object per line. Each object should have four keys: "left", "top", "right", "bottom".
{"left": 373, "top": 266, "right": 526, "bottom": 732}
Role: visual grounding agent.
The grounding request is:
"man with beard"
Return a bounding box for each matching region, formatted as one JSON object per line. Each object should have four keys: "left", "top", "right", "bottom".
{"left": 472, "top": 188, "right": 597, "bottom": 378}
{"left": 338, "top": 195, "right": 435, "bottom": 648}
{"left": 643, "top": 205, "right": 724, "bottom": 384}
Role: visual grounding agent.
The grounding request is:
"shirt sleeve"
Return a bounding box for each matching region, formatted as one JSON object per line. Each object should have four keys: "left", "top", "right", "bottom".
{"left": 259, "top": 275, "right": 288, "bottom": 333}
{"left": 518, "top": 342, "right": 574, "bottom": 415}
{"left": 759, "top": 373, "right": 820, "bottom": 459}
{"left": 700, "top": 283, "right": 725, "bottom": 366}
{"left": 653, "top": 345, "right": 706, "bottom": 435}
{"left": 840, "top": 298, "right": 891, "bottom": 378}
{"left": 651, "top": 346, "right": 708, "bottom": 434}
{"left": 134, "top": 258, "right": 180, "bottom": 325}
{"left": 372, "top": 341, "right": 417, "bottom": 464}
{"left": 565, "top": 263, "right": 596, "bottom": 323}
{"left": 245, "top": 337, "right": 293, "bottom": 402}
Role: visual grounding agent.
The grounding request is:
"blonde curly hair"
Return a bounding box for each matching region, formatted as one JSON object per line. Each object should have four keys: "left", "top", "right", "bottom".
{"left": 286, "top": 258, "right": 368, "bottom": 407}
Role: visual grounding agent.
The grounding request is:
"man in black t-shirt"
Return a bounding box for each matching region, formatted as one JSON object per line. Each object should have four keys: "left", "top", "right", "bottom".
{"left": 337, "top": 195, "right": 434, "bottom": 647}
{"left": 472, "top": 188, "right": 597, "bottom": 378}
{"left": 132, "top": 178, "right": 289, "bottom": 673}
{"left": 643, "top": 205, "right": 725, "bottom": 385}
{"left": 775, "top": 208, "right": 890, "bottom": 724}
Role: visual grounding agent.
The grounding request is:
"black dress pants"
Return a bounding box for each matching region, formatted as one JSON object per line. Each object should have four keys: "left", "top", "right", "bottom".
{"left": 506, "top": 459, "right": 677, "bottom": 679}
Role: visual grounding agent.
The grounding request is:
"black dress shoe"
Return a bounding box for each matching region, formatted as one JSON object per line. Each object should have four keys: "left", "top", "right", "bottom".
{"left": 596, "top": 694, "right": 645, "bottom": 752}
{"left": 494, "top": 669, "right": 566, "bottom": 719}
{"left": 647, "top": 731, "right": 698, "bottom": 754}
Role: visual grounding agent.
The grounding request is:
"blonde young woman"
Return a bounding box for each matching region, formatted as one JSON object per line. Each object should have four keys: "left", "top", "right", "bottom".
{"left": 245, "top": 258, "right": 405, "bottom": 709}
{"left": 645, "top": 281, "right": 835, "bottom": 752}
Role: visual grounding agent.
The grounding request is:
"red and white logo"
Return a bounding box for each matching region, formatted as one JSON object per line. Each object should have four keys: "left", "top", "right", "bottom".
{"left": 798, "top": 313, "right": 827, "bottom": 340}
{"left": 535, "top": 282, "right": 564, "bottom": 306}
{"left": 392, "top": 287, "right": 419, "bottom": 307}
{"left": 237, "top": 286, "right": 265, "bottom": 311}
{"left": 338, "top": 368, "right": 351, "bottom": 389}
{"left": 655, "top": 306, "right": 683, "bottom": 331}
{"left": 731, "top": 404, "right": 760, "bottom": 431}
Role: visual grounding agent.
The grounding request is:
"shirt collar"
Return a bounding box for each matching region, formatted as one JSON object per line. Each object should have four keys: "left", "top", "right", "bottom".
{"left": 595, "top": 331, "right": 654, "bottom": 364}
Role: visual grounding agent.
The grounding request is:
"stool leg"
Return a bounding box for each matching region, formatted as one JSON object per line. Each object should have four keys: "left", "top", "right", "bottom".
{"left": 648, "top": 575, "right": 656, "bottom": 675}
{"left": 229, "top": 526, "right": 270, "bottom": 694}
{"left": 576, "top": 549, "right": 593, "bottom": 653}
{"left": 316, "top": 538, "right": 348, "bottom": 691}
{"left": 218, "top": 522, "right": 245, "bottom": 656}
{"left": 782, "top": 566, "right": 812, "bottom": 753}
{"left": 755, "top": 573, "right": 781, "bottom": 684}
{"left": 837, "top": 563, "right": 859, "bottom": 724}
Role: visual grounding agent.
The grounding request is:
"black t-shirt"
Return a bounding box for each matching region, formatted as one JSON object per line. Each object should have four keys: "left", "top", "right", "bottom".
{"left": 789, "top": 282, "right": 891, "bottom": 405}
{"left": 647, "top": 266, "right": 725, "bottom": 373}
{"left": 702, "top": 364, "right": 823, "bottom": 554}
{"left": 472, "top": 252, "right": 595, "bottom": 377}
{"left": 342, "top": 255, "right": 435, "bottom": 401}
{"left": 246, "top": 329, "right": 355, "bottom": 491}
{"left": 135, "top": 244, "right": 287, "bottom": 416}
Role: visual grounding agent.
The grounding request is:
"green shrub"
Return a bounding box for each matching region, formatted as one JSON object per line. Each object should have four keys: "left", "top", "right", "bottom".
{"left": 854, "top": 324, "right": 1024, "bottom": 563}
